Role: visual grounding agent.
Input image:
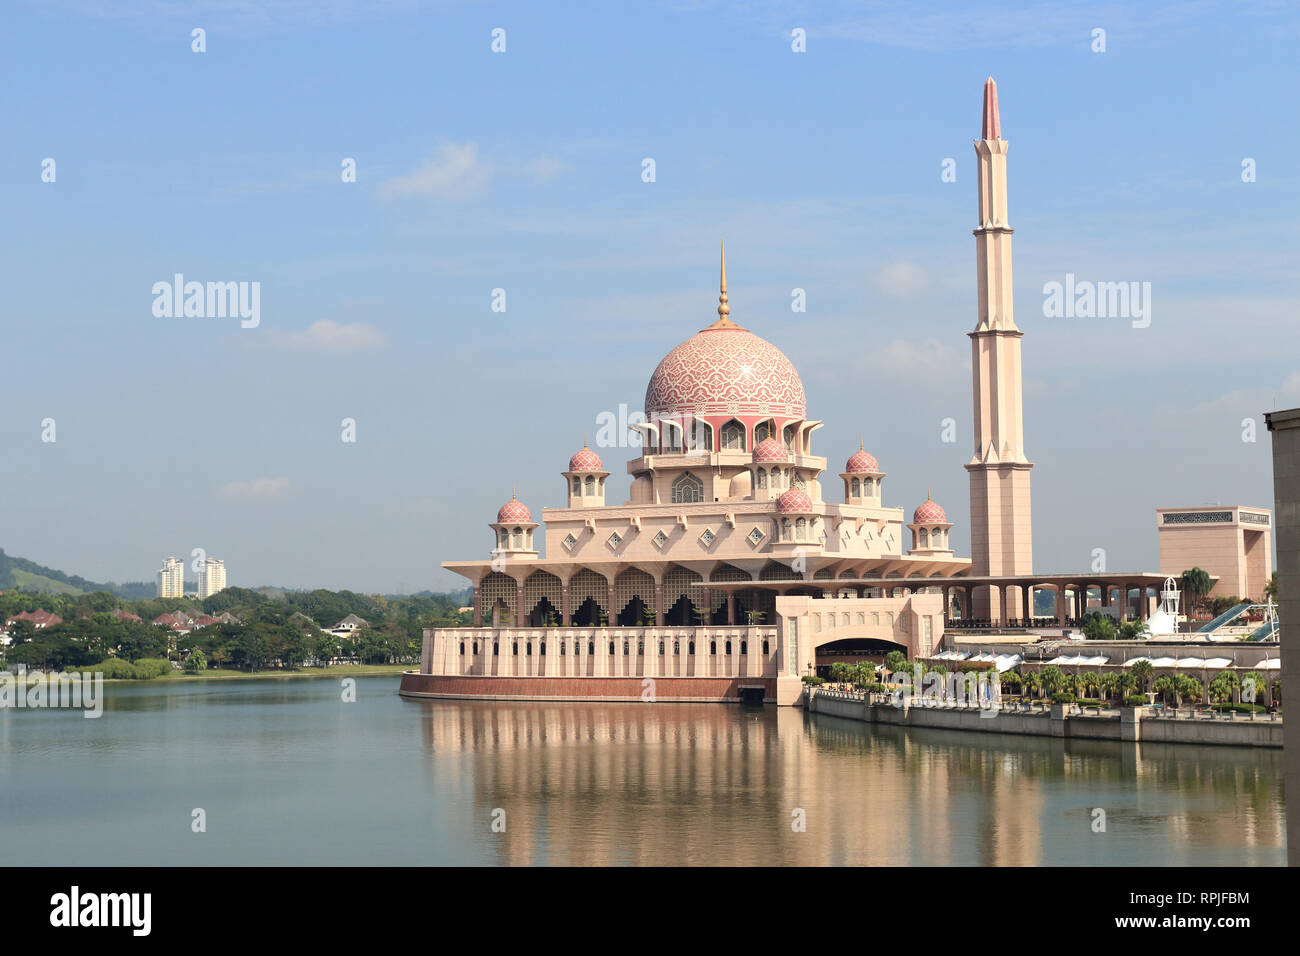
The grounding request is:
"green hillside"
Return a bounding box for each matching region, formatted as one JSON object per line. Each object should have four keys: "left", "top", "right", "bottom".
{"left": 0, "top": 548, "right": 150, "bottom": 597}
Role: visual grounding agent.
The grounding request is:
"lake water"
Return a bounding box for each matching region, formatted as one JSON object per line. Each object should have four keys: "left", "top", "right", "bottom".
{"left": 0, "top": 675, "right": 1285, "bottom": 865}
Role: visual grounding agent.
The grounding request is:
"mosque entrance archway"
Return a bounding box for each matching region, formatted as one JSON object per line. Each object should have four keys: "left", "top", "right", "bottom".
{"left": 527, "top": 597, "right": 559, "bottom": 627}
{"left": 618, "top": 595, "right": 650, "bottom": 627}
{"left": 664, "top": 594, "right": 698, "bottom": 626}
{"left": 813, "top": 637, "right": 908, "bottom": 679}
{"left": 572, "top": 597, "right": 603, "bottom": 626}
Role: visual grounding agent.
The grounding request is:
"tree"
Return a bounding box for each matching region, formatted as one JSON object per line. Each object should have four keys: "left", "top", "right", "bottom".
{"left": 1117, "top": 619, "right": 1150, "bottom": 641}
{"left": 184, "top": 648, "right": 207, "bottom": 673}
{"left": 1038, "top": 666, "right": 1064, "bottom": 697}
{"left": 884, "top": 650, "right": 908, "bottom": 674}
{"left": 1265, "top": 572, "right": 1277, "bottom": 602}
{"left": 1130, "top": 660, "right": 1154, "bottom": 694}
{"left": 1153, "top": 675, "right": 1177, "bottom": 706}
{"left": 1081, "top": 612, "right": 1115, "bottom": 641}
{"left": 1180, "top": 567, "right": 1213, "bottom": 620}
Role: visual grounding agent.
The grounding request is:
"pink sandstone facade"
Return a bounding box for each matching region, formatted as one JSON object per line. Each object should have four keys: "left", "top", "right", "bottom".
{"left": 1156, "top": 506, "right": 1273, "bottom": 600}
{"left": 401, "top": 78, "right": 1044, "bottom": 706}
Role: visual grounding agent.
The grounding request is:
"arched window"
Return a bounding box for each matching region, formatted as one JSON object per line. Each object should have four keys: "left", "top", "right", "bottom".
{"left": 540, "top": 642, "right": 546, "bottom": 655}
{"left": 762, "top": 639, "right": 769, "bottom": 655}
{"left": 919, "top": 528, "right": 929, "bottom": 547}
{"left": 459, "top": 642, "right": 465, "bottom": 655}
{"left": 863, "top": 478, "right": 874, "bottom": 496}
{"left": 673, "top": 640, "right": 680, "bottom": 656}
{"left": 793, "top": 472, "right": 806, "bottom": 490}
{"left": 690, "top": 421, "right": 714, "bottom": 451}
{"left": 671, "top": 471, "right": 704, "bottom": 503}
{"left": 756, "top": 469, "right": 767, "bottom": 489}
{"left": 725, "top": 640, "right": 732, "bottom": 655}
{"left": 781, "top": 517, "right": 791, "bottom": 540}
{"left": 472, "top": 642, "right": 478, "bottom": 655}
{"left": 584, "top": 475, "right": 595, "bottom": 496}
{"left": 623, "top": 641, "right": 629, "bottom": 656}
{"left": 511, "top": 529, "right": 522, "bottom": 548}
{"left": 755, "top": 420, "right": 774, "bottom": 444}
{"left": 609, "top": 641, "right": 615, "bottom": 655}
{"left": 741, "top": 640, "right": 748, "bottom": 655}
{"left": 689, "top": 641, "right": 695, "bottom": 655}
{"left": 783, "top": 424, "right": 798, "bottom": 453}
{"left": 525, "top": 643, "right": 531, "bottom": 656}
{"left": 512, "top": 642, "right": 518, "bottom": 656}
{"left": 493, "top": 643, "right": 499, "bottom": 656}
{"left": 572, "top": 477, "right": 581, "bottom": 495}
{"left": 659, "top": 641, "right": 665, "bottom": 655}
{"left": 661, "top": 420, "right": 683, "bottom": 452}
{"left": 588, "top": 641, "right": 595, "bottom": 655}
{"left": 560, "top": 642, "right": 566, "bottom": 655}
{"left": 851, "top": 477, "right": 860, "bottom": 497}
{"left": 796, "top": 517, "right": 807, "bottom": 539}
{"left": 710, "top": 640, "right": 717, "bottom": 655}
{"left": 720, "top": 419, "right": 745, "bottom": 451}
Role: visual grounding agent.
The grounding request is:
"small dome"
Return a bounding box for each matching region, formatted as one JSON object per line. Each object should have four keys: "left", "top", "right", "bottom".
{"left": 497, "top": 497, "right": 532, "bottom": 524}
{"left": 569, "top": 446, "right": 603, "bottom": 472}
{"left": 913, "top": 497, "right": 947, "bottom": 524}
{"left": 752, "top": 438, "right": 785, "bottom": 463}
{"left": 845, "top": 446, "right": 880, "bottom": 474}
{"left": 776, "top": 487, "right": 814, "bottom": 514}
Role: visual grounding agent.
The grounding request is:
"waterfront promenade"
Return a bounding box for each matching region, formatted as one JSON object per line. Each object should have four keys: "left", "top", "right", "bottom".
{"left": 809, "top": 688, "right": 1283, "bottom": 748}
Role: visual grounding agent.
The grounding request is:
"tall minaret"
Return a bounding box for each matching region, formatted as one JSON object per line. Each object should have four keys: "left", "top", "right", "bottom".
{"left": 966, "top": 77, "right": 1033, "bottom": 622}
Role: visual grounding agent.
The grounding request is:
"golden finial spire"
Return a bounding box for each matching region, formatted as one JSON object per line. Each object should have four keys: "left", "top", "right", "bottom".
{"left": 705, "top": 239, "right": 742, "bottom": 330}
{"left": 859, "top": 436, "right": 864, "bottom": 451}
{"left": 718, "top": 239, "right": 729, "bottom": 319}
{"left": 927, "top": 486, "right": 932, "bottom": 501}
{"left": 583, "top": 434, "right": 587, "bottom": 449}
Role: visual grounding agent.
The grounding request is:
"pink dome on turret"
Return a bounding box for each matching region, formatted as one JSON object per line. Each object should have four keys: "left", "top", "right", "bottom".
{"left": 752, "top": 438, "right": 785, "bottom": 463}
{"left": 568, "top": 445, "right": 603, "bottom": 472}
{"left": 845, "top": 448, "right": 880, "bottom": 474}
{"left": 776, "top": 487, "right": 814, "bottom": 514}
{"left": 496, "top": 496, "right": 532, "bottom": 524}
{"left": 913, "top": 496, "right": 947, "bottom": 524}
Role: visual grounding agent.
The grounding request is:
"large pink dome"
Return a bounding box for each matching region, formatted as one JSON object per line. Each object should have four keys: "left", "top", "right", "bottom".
{"left": 645, "top": 324, "right": 806, "bottom": 421}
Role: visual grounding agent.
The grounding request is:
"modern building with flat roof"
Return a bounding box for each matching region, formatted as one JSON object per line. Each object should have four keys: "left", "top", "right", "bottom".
{"left": 1156, "top": 505, "right": 1272, "bottom": 601}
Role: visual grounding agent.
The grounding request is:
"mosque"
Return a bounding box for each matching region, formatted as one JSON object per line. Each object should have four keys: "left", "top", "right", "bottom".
{"left": 400, "top": 78, "right": 1171, "bottom": 705}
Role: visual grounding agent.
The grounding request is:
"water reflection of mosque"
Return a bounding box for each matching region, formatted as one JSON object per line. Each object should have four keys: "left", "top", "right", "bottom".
{"left": 413, "top": 702, "right": 1284, "bottom": 865}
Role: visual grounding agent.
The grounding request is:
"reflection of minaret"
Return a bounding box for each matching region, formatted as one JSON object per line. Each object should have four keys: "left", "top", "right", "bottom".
{"left": 967, "top": 77, "right": 1033, "bottom": 622}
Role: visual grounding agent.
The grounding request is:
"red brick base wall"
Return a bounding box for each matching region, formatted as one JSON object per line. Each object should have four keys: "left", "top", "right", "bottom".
{"left": 398, "top": 672, "right": 776, "bottom": 703}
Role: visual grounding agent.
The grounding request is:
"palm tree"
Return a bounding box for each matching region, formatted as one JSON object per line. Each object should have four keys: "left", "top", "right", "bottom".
{"left": 1039, "top": 665, "right": 1064, "bottom": 698}
{"left": 1099, "top": 671, "right": 1119, "bottom": 702}
{"left": 1180, "top": 567, "right": 1213, "bottom": 621}
{"left": 1117, "top": 671, "right": 1136, "bottom": 698}
{"left": 1265, "top": 572, "right": 1278, "bottom": 602}
{"left": 1152, "top": 675, "right": 1177, "bottom": 707}
{"left": 1130, "top": 660, "right": 1154, "bottom": 695}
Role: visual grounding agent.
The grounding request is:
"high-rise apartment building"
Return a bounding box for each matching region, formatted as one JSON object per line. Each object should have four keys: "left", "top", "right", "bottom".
{"left": 157, "top": 556, "right": 185, "bottom": 598}
{"left": 198, "top": 558, "right": 227, "bottom": 599}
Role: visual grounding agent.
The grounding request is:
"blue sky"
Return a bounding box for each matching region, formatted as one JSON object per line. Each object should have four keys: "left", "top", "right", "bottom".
{"left": 1, "top": 0, "right": 1297, "bottom": 592}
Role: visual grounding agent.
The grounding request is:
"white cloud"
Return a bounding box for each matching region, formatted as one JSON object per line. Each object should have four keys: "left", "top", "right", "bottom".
{"left": 378, "top": 143, "right": 571, "bottom": 200}
{"left": 219, "top": 477, "right": 291, "bottom": 499}
{"left": 267, "top": 320, "right": 388, "bottom": 351}
{"left": 378, "top": 143, "right": 491, "bottom": 200}
{"left": 869, "top": 260, "right": 929, "bottom": 298}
